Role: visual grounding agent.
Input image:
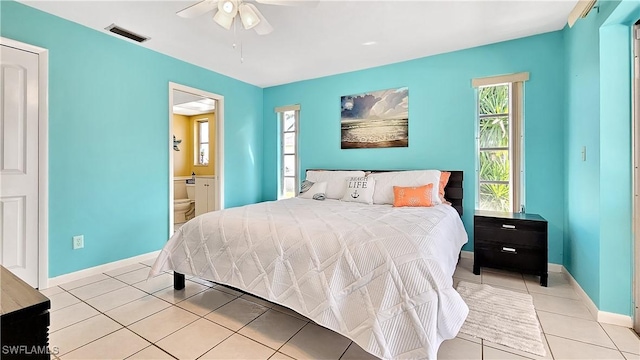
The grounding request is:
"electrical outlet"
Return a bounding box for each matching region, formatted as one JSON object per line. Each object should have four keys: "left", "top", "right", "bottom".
{"left": 73, "top": 235, "right": 84, "bottom": 249}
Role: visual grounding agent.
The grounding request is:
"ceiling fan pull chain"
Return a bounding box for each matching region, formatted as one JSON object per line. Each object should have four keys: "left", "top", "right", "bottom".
{"left": 240, "top": 41, "right": 244, "bottom": 63}
{"left": 232, "top": 18, "right": 237, "bottom": 49}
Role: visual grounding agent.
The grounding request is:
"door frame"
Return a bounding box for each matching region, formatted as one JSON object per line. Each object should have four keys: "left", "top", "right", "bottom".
{"left": 633, "top": 21, "right": 640, "bottom": 333}
{"left": 1, "top": 37, "right": 49, "bottom": 289}
{"left": 168, "top": 82, "right": 224, "bottom": 236}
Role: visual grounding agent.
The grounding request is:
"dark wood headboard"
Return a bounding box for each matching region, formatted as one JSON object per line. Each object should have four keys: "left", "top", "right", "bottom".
{"left": 305, "top": 170, "right": 463, "bottom": 216}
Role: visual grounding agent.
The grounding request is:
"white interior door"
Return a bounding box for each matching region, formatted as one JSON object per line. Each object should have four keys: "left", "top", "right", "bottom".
{"left": 0, "top": 44, "right": 39, "bottom": 287}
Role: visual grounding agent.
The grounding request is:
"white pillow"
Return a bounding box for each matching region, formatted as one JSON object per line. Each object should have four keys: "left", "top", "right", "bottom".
{"left": 306, "top": 170, "right": 366, "bottom": 199}
{"left": 298, "top": 181, "right": 327, "bottom": 199}
{"left": 341, "top": 177, "right": 375, "bottom": 204}
{"left": 368, "top": 170, "right": 442, "bottom": 205}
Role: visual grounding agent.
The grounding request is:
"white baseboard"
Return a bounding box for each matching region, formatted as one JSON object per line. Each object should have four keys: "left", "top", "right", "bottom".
{"left": 46, "top": 250, "right": 160, "bottom": 288}
{"left": 598, "top": 311, "right": 634, "bottom": 328}
{"left": 562, "top": 266, "right": 599, "bottom": 319}
{"left": 460, "top": 250, "right": 562, "bottom": 272}
{"left": 562, "top": 267, "right": 633, "bottom": 328}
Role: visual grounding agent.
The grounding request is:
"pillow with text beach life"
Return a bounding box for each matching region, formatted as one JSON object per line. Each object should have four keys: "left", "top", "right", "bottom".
{"left": 298, "top": 181, "right": 328, "bottom": 200}
{"left": 306, "top": 170, "right": 366, "bottom": 199}
{"left": 340, "top": 177, "right": 375, "bottom": 204}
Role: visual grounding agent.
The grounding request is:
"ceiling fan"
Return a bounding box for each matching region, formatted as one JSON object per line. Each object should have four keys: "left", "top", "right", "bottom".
{"left": 177, "top": 0, "right": 317, "bottom": 35}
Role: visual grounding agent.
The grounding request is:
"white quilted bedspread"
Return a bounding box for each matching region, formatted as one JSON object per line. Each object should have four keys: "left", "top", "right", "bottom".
{"left": 150, "top": 198, "right": 469, "bottom": 359}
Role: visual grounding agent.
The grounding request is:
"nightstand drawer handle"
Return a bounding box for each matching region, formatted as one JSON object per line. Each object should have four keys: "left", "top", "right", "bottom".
{"left": 501, "top": 247, "right": 517, "bottom": 254}
{"left": 502, "top": 224, "right": 516, "bottom": 229}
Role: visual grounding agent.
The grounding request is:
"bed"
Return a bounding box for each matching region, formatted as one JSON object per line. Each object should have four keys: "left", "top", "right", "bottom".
{"left": 150, "top": 170, "right": 468, "bottom": 359}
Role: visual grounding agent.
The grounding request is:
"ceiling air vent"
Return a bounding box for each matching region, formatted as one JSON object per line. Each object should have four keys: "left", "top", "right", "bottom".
{"left": 105, "top": 24, "right": 150, "bottom": 43}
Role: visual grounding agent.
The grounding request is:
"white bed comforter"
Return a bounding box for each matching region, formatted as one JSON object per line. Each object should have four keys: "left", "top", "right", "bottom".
{"left": 150, "top": 198, "right": 469, "bottom": 359}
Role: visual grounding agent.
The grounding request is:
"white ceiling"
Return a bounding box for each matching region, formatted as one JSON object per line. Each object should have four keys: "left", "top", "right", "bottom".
{"left": 21, "top": 0, "right": 577, "bottom": 88}
{"left": 173, "top": 89, "right": 216, "bottom": 115}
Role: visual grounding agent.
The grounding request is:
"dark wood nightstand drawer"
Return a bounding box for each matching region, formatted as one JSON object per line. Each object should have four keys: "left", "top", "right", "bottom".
{"left": 475, "top": 215, "right": 547, "bottom": 233}
{"left": 475, "top": 243, "right": 545, "bottom": 274}
{"left": 475, "top": 226, "right": 545, "bottom": 249}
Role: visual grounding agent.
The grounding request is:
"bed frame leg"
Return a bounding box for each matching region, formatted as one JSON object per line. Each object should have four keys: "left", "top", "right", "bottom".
{"left": 174, "top": 272, "right": 185, "bottom": 290}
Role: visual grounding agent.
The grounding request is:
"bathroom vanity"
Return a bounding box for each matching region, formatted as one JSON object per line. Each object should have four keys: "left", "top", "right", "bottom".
{"left": 195, "top": 175, "right": 216, "bottom": 215}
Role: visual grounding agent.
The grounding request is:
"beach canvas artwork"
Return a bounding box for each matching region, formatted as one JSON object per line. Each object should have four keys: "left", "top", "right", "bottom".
{"left": 341, "top": 87, "right": 409, "bottom": 149}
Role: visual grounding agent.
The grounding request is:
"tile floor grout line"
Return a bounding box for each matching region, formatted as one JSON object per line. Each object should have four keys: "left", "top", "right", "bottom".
{"left": 173, "top": 289, "right": 239, "bottom": 318}
{"left": 191, "top": 329, "right": 237, "bottom": 360}
{"left": 49, "top": 312, "right": 102, "bottom": 335}
{"left": 66, "top": 277, "right": 130, "bottom": 302}
{"left": 541, "top": 332, "right": 555, "bottom": 360}
{"left": 597, "top": 321, "right": 633, "bottom": 355}
{"left": 132, "top": 311, "right": 201, "bottom": 346}
{"left": 274, "top": 320, "right": 311, "bottom": 354}
{"left": 229, "top": 307, "right": 309, "bottom": 354}
{"left": 336, "top": 340, "right": 352, "bottom": 360}
{"left": 99, "top": 296, "right": 173, "bottom": 329}
{"left": 53, "top": 316, "right": 126, "bottom": 358}
{"left": 49, "top": 289, "right": 84, "bottom": 313}
{"left": 234, "top": 331, "right": 285, "bottom": 354}
{"left": 125, "top": 343, "right": 178, "bottom": 360}
{"left": 543, "top": 332, "right": 620, "bottom": 352}
{"left": 534, "top": 308, "right": 597, "bottom": 322}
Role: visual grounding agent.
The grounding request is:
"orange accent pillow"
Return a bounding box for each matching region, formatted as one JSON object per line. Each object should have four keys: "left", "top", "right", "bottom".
{"left": 439, "top": 171, "right": 451, "bottom": 204}
{"left": 393, "top": 184, "right": 434, "bottom": 207}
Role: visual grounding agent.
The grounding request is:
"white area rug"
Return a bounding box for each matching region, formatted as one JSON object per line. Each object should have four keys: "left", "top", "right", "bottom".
{"left": 457, "top": 281, "right": 546, "bottom": 356}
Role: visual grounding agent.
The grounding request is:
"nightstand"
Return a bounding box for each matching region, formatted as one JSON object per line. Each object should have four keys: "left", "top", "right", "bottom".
{"left": 473, "top": 210, "right": 548, "bottom": 286}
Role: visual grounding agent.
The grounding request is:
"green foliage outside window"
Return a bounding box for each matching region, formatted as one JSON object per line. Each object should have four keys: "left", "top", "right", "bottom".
{"left": 479, "top": 85, "right": 511, "bottom": 212}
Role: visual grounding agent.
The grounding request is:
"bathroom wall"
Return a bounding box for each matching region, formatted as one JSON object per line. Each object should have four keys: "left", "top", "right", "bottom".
{"left": 173, "top": 114, "right": 192, "bottom": 177}
{"left": 172, "top": 112, "right": 216, "bottom": 177}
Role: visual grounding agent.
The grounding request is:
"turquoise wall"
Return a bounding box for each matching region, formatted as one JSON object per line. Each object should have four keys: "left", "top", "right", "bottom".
{"left": 564, "top": 0, "right": 637, "bottom": 316}
{"left": 263, "top": 32, "right": 566, "bottom": 263}
{"left": 1, "top": 2, "right": 264, "bottom": 277}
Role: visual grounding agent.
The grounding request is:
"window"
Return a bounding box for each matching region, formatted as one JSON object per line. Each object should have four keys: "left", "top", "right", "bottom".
{"left": 276, "top": 105, "right": 300, "bottom": 199}
{"left": 473, "top": 73, "right": 528, "bottom": 212}
{"left": 197, "top": 120, "right": 209, "bottom": 165}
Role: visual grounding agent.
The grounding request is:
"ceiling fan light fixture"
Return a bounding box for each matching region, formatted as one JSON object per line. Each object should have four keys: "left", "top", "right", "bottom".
{"left": 239, "top": 3, "right": 261, "bottom": 30}
{"left": 213, "top": 9, "right": 234, "bottom": 29}
{"left": 218, "top": 0, "right": 238, "bottom": 16}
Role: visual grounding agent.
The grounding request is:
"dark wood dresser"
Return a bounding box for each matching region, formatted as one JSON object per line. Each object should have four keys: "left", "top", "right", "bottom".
{"left": 473, "top": 210, "right": 548, "bottom": 286}
{"left": 1, "top": 266, "right": 51, "bottom": 359}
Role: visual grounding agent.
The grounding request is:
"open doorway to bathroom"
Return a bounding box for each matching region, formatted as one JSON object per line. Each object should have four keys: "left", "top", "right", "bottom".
{"left": 169, "top": 83, "right": 224, "bottom": 235}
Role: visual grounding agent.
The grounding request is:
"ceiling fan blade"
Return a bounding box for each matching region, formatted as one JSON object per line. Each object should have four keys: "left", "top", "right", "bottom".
{"left": 239, "top": 3, "right": 261, "bottom": 30}
{"left": 176, "top": 0, "right": 218, "bottom": 18}
{"left": 213, "top": 9, "right": 234, "bottom": 30}
{"left": 255, "top": 0, "right": 318, "bottom": 7}
{"left": 252, "top": 7, "right": 273, "bottom": 35}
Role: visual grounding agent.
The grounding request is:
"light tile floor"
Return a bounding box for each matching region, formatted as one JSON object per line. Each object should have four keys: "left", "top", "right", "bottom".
{"left": 43, "top": 258, "right": 639, "bottom": 359}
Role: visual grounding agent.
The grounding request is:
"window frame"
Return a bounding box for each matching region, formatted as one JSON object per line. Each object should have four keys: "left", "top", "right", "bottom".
{"left": 473, "top": 73, "right": 527, "bottom": 213}
{"left": 195, "top": 118, "right": 209, "bottom": 166}
{"left": 276, "top": 105, "right": 300, "bottom": 200}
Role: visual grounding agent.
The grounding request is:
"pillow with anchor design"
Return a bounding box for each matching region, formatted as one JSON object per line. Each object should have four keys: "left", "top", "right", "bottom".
{"left": 340, "top": 177, "right": 376, "bottom": 204}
